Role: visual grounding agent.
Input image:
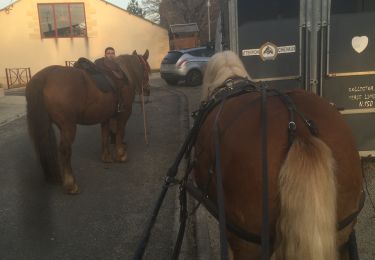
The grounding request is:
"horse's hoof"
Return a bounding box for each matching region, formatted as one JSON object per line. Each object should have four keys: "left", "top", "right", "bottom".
{"left": 63, "top": 184, "right": 81, "bottom": 195}
{"left": 116, "top": 152, "right": 128, "bottom": 162}
{"left": 101, "top": 154, "right": 114, "bottom": 163}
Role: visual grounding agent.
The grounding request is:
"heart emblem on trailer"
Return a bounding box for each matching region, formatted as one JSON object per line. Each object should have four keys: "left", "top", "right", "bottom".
{"left": 351, "top": 36, "right": 368, "bottom": 53}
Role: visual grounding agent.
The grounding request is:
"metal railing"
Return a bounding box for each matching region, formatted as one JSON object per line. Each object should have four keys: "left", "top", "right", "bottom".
{"left": 5, "top": 68, "right": 31, "bottom": 89}
{"left": 65, "top": 60, "right": 76, "bottom": 67}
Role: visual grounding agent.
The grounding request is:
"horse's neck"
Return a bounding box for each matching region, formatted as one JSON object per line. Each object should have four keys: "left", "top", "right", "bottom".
{"left": 128, "top": 62, "right": 143, "bottom": 89}
{"left": 117, "top": 55, "right": 143, "bottom": 91}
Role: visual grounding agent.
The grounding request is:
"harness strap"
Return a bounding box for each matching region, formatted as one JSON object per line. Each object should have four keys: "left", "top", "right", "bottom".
{"left": 271, "top": 91, "right": 297, "bottom": 147}
{"left": 214, "top": 100, "right": 230, "bottom": 260}
{"left": 337, "top": 190, "right": 365, "bottom": 231}
{"left": 347, "top": 231, "right": 360, "bottom": 260}
{"left": 267, "top": 89, "right": 319, "bottom": 146}
{"left": 260, "top": 85, "right": 270, "bottom": 260}
{"left": 185, "top": 180, "right": 365, "bottom": 246}
{"left": 185, "top": 182, "right": 261, "bottom": 244}
{"left": 171, "top": 181, "right": 188, "bottom": 259}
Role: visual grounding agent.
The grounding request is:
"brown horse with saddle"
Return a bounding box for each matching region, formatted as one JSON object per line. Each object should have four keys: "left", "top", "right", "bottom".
{"left": 191, "top": 51, "right": 364, "bottom": 259}
{"left": 26, "top": 50, "right": 150, "bottom": 194}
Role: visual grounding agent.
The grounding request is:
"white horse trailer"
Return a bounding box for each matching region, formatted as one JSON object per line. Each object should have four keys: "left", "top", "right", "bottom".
{"left": 217, "top": 0, "right": 375, "bottom": 156}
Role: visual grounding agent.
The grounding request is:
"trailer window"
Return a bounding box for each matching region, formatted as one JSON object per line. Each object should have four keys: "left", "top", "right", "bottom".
{"left": 238, "top": 0, "right": 299, "bottom": 26}
{"left": 331, "top": 0, "right": 375, "bottom": 14}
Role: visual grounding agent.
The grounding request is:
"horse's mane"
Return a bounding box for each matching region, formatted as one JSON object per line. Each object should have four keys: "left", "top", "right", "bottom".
{"left": 115, "top": 54, "right": 148, "bottom": 90}
{"left": 201, "top": 50, "right": 251, "bottom": 101}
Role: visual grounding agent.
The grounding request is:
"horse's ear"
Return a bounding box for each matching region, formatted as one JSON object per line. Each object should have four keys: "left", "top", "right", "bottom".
{"left": 132, "top": 50, "right": 137, "bottom": 55}
{"left": 143, "top": 49, "right": 149, "bottom": 60}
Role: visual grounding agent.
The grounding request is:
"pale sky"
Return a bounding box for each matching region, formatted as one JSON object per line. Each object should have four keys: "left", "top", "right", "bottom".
{"left": 0, "top": 0, "right": 132, "bottom": 10}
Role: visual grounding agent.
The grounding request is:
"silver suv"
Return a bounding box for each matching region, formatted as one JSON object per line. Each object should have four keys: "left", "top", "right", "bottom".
{"left": 160, "top": 46, "right": 215, "bottom": 86}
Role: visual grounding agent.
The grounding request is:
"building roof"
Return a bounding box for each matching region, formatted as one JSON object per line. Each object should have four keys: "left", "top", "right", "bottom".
{"left": 0, "top": 0, "right": 163, "bottom": 28}
{"left": 0, "top": 0, "right": 18, "bottom": 11}
{"left": 169, "top": 23, "right": 199, "bottom": 34}
{"left": 0, "top": 0, "right": 125, "bottom": 11}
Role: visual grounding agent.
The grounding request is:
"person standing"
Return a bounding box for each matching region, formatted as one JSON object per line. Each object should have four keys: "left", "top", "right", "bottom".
{"left": 97, "top": 47, "right": 125, "bottom": 145}
{"left": 95, "top": 47, "right": 126, "bottom": 112}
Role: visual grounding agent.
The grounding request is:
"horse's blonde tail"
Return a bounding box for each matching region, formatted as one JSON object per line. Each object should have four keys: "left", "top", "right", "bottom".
{"left": 272, "top": 136, "right": 337, "bottom": 260}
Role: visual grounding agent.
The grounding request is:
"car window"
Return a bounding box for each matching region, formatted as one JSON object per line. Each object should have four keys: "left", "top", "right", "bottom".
{"left": 188, "top": 48, "right": 213, "bottom": 57}
{"left": 162, "top": 51, "right": 183, "bottom": 64}
{"left": 203, "top": 48, "right": 215, "bottom": 57}
{"left": 187, "top": 49, "right": 203, "bottom": 57}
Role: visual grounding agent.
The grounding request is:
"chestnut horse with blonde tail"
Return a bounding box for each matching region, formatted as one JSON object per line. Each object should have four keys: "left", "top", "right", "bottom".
{"left": 192, "top": 51, "right": 363, "bottom": 259}
{"left": 26, "top": 50, "right": 150, "bottom": 194}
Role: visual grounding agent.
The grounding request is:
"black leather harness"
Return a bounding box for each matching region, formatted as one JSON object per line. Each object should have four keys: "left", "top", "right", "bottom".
{"left": 133, "top": 78, "right": 365, "bottom": 260}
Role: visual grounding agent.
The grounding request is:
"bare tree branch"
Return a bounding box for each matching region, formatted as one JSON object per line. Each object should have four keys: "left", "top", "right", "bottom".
{"left": 141, "top": 0, "right": 161, "bottom": 23}
{"left": 159, "top": 0, "right": 220, "bottom": 44}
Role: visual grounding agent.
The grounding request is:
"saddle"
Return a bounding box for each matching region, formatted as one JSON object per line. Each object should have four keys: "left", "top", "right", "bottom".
{"left": 74, "top": 57, "right": 128, "bottom": 91}
{"left": 74, "top": 57, "right": 129, "bottom": 112}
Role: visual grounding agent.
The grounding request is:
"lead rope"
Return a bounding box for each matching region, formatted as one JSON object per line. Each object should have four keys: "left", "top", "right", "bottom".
{"left": 137, "top": 55, "right": 149, "bottom": 145}
{"left": 140, "top": 80, "right": 149, "bottom": 145}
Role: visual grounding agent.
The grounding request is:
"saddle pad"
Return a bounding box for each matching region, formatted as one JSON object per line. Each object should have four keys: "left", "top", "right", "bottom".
{"left": 90, "top": 74, "right": 115, "bottom": 93}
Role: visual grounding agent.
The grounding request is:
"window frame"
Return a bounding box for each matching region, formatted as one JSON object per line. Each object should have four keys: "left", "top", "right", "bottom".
{"left": 37, "top": 2, "right": 87, "bottom": 39}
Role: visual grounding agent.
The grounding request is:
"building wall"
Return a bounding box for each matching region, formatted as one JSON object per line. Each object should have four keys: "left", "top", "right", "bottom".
{"left": 0, "top": 0, "right": 169, "bottom": 87}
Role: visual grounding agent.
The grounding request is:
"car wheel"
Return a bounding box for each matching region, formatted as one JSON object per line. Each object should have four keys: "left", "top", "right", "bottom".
{"left": 186, "top": 70, "right": 202, "bottom": 86}
{"left": 165, "top": 79, "right": 179, "bottom": 85}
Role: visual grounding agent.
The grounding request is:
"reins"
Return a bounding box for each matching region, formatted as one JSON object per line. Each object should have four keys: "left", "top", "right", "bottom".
{"left": 133, "top": 79, "right": 259, "bottom": 260}
{"left": 133, "top": 78, "right": 365, "bottom": 259}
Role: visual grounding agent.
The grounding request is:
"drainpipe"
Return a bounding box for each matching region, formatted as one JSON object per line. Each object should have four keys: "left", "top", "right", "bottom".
{"left": 300, "top": 0, "right": 307, "bottom": 88}
{"left": 220, "top": 0, "right": 230, "bottom": 50}
{"left": 228, "top": 0, "right": 239, "bottom": 54}
{"left": 309, "top": 0, "right": 322, "bottom": 94}
{"left": 320, "top": 0, "right": 329, "bottom": 95}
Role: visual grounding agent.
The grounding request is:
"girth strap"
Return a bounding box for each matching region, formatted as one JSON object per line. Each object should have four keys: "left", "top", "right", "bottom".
{"left": 185, "top": 182, "right": 261, "bottom": 243}
{"left": 185, "top": 181, "right": 365, "bottom": 246}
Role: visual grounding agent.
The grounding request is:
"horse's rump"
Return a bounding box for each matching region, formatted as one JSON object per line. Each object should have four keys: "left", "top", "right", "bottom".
{"left": 193, "top": 88, "right": 363, "bottom": 258}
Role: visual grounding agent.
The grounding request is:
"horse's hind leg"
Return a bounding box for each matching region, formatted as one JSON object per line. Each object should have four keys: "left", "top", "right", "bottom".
{"left": 115, "top": 119, "right": 127, "bottom": 162}
{"left": 59, "top": 124, "right": 80, "bottom": 194}
{"left": 101, "top": 121, "right": 113, "bottom": 163}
